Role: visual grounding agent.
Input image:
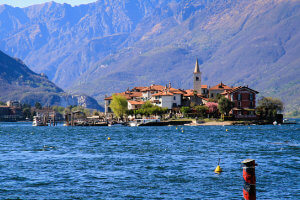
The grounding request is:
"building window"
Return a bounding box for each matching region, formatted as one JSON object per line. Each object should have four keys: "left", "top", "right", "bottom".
{"left": 195, "top": 77, "right": 199, "bottom": 81}
{"left": 155, "top": 96, "right": 158, "bottom": 99}
{"left": 231, "top": 94, "right": 233, "bottom": 100}
{"left": 238, "top": 101, "right": 241, "bottom": 108}
{"left": 250, "top": 101, "right": 253, "bottom": 108}
{"left": 238, "top": 94, "right": 241, "bottom": 101}
{"left": 238, "top": 111, "right": 242, "bottom": 115}
{"left": 173, "top": 96, "right": 176, "bottom": 100}
{"left": 249, "top": 93, "right": 253, "bottom": 101}
{"left": 211, "top": 93, "right": 214, "bottom": 98}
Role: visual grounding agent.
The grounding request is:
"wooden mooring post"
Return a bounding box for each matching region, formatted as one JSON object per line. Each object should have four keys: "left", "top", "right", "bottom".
{"left": 242, "top": 159, "right": 256, "bottom": 200}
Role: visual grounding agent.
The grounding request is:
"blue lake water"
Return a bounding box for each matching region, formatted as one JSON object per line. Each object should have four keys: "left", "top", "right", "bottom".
{"left": 0, "top": 121, "right": 299, "bottom": 199}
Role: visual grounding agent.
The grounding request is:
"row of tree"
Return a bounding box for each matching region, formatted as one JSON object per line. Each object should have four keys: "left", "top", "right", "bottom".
{"left": 109, "top": 95, "right": 169, "bottom": 120}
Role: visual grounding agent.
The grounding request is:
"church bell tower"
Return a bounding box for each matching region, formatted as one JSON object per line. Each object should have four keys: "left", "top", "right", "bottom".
{"left": 193, "top": 59, "right": 202, "bottom": 95}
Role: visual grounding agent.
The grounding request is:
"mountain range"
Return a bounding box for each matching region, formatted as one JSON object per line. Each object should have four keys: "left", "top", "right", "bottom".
{"left": 0, "top": 50, "right": 102, "bottom": 110}
{"left": 0, "top": 0, "right": 299, "bottom": 111}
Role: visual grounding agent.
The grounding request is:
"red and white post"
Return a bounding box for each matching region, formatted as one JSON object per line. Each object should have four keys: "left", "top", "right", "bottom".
{"left": 242, "top": 159, "right": 256, "bottom": 200}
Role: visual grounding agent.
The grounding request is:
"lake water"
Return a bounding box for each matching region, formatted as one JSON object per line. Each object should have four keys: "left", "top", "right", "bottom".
{"left": 0, "top": 121, "right": 299, "bottom": 199}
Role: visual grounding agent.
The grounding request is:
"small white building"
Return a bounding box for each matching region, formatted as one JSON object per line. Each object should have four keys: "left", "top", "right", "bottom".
{"left": 152, "top": 91, "right": 182, "bottom": 109}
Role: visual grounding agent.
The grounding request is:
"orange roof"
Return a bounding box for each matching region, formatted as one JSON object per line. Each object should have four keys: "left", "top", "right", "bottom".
{"left": 209, "top": 82, "right": 232, "bottom": 90}
{"left": 104, "top": 91, "right": 143, "bottom": 100}
{"left": 132, "top": 87, "right": 147, "bottom": 91}
{"left": 169, "top": 88, "right": 185, "bottom": 94}
{"left": 141, "top": 84, "right": 165, "bottom": 92}
{"left": 128, "top": 100, "right": 145, "bottom": 105}
{"left": 129, "top": 92, "right": 143, "bottom": 97}
{"left": 201, "top": 85, "right": 208, "bottom": 89}
{"left": 152, "top": 91, "right": 174, "bottom": 96}
{"left": 183, "top": 89, "right": 204, "bottom": 97}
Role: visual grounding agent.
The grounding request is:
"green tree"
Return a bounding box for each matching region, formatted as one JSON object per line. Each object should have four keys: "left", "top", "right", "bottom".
{"left": 35, "top": 102, "right": 42, "bottom": 109}
{"left": 71, "top": 106, "right": 91, "bottom": 117}
{"left": 52, "top": 105, "right": 65, "bottom": 114}
{"left": 22, "top": 107, "right": 32, "bottom": 119}
{"left": 180, "top": 107, "right": 190, "bottom": 118}
{"left": 218, "top": 97, "right": 235, "bottom": 116}
{"left": 109, "top": 94, "right": 128, "bottom": 119}
{"left": 256, "top": 97, "right": 284, "bottom": 120}
{"left": 0, "top": 101, "right": 6, "bottom": 106}
{"left": 141, "top": 101, "right": 154, "bottom": 109}
{"left": 194, "top": 105, "right": 208, "bottom": 118}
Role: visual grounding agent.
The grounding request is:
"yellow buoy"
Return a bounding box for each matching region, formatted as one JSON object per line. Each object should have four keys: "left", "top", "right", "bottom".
{"left": 182, "top": 130, "right": 184, "bottom": 133}
{"left": 214, "top": 158, "right": 222, "bottom": 173}
{"left": 107, "top": 137, "right": 111, "bottom": 140}
{"left": 214, "top": 165, "right": 222, "bottom": 173}
{"left": 226, "top": 129, "right": 228, "bottom": 132}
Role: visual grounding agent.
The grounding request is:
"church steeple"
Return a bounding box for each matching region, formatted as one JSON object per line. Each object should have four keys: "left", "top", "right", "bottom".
{"left": 193, "top": 58, "right": 202, "bottom": 95}
{"left": 194, "top": 58, "right": 200, "bottom": 73}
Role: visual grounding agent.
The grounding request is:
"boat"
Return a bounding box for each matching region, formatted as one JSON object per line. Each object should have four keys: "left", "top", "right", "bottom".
{"left": 128, "top": 118, "right": 160, "bottom": 127}
{"left": 32, "top": 115, "right": 47, "bottom": 126}
{"left": 283, "top": 119, "right": 297, "bottom": 124}
{"left": 108, "top": 123, "right": 124, "bottom": 127}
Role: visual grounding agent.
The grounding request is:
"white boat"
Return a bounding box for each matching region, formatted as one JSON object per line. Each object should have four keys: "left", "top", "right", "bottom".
{"left": 128, "top": 118, "right": 160, "bottom": 127}
{"left": 32, "top": 115, "right": 47, "bottom": 126}
{"left": 108, "top": 123, "right": 123, "bottom": 127}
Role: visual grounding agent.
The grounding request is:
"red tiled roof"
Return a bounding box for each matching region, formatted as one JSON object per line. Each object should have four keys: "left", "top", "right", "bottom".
{"left": 141, "top": 84, "right": 165, "bottom": 92}
{"left": 169, "top": 88, "right": 185, "bottom": 94}
{"left": 105, "top": 91, "right": 143, "bottom": 100}
{"left": 152, "top": 91, "right": 174, "bottom": 96}
{"left": 224, "top": 86, "right": 259, "bottom": 94}
{"left": 183, "top": 90, "right": 204, "bottom": 98}
{"left": 209, "top": 82, "right": 232, "bottom": 90}
{"left": 132, "top": 87, "right": 147, "bottom": 91}
{"left": 201, "top": 85, "right": 208, "bottom": 89}
{"left": 129, "top": 92, "right": 143, "bottom": 97}
{"left": 128, "top": 100, "right": 145, "bottom": 105}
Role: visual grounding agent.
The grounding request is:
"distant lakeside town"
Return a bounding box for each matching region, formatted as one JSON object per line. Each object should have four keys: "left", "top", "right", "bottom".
{"left": 0, "top": 60, "right": 287, "bottom": 126}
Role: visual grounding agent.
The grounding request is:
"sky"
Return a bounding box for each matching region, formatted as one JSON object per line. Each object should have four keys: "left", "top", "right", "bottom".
{"left": 0, "top": 0, "right": 98, "bottom": 8}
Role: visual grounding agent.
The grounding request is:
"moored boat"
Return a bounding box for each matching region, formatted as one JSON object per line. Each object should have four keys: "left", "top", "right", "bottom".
{"left": 32, "top": 115, "right": 48, "bottom": 126}
{"left": 128, "top": 118, "right": 160, "bottom": 127}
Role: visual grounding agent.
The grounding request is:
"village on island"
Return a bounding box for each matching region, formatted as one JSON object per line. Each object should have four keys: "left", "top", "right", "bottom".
{"left": 103, "top": 59, "right": 262, "bottom": 126}
{"left": 0, "top": 59, "right": 285, "bottom": 126}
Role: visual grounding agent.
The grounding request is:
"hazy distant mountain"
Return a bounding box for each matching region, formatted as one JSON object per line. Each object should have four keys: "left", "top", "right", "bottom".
{"left": 0, "top": 0, "right": 299, "bottom": 111}
{"left": 0, "top": 50, "right": 102, "bottom": 110}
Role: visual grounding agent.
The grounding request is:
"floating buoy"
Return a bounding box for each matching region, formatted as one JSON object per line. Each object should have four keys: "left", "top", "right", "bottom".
{"left": 226, "top": 129, "right": 228, "bottom": 132}
{"left": 214, "top": 158, "right": 222, "bottom": 173}
{"left": 182, "top": 130, "right": 184, "bottom": 133}
{"left": 107, "top": 137, "right": 111, "bottom": 140}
